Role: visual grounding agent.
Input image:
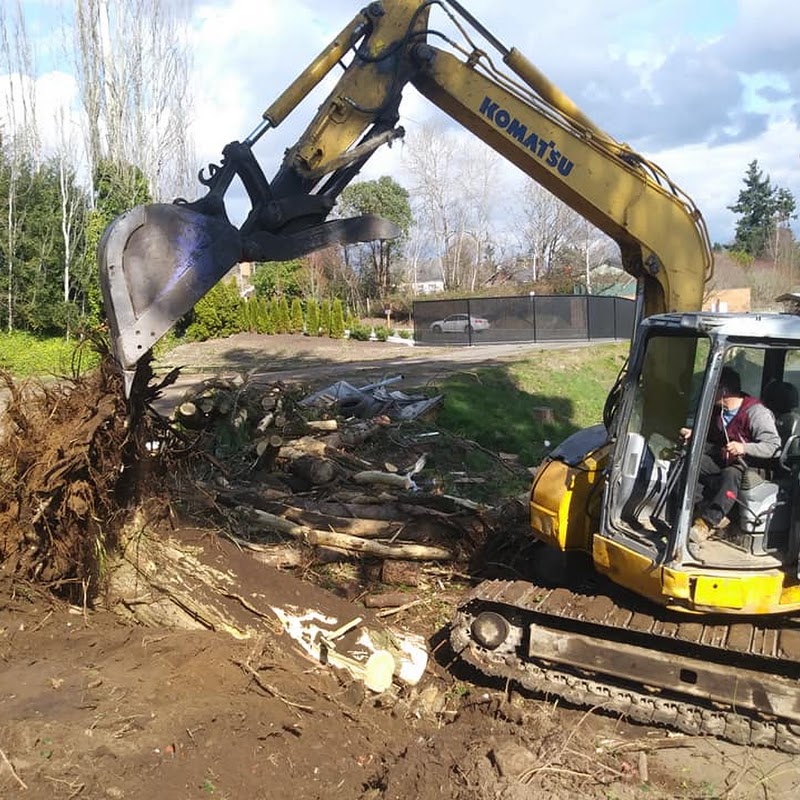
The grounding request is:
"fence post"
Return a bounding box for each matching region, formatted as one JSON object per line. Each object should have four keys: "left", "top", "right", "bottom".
{"left": 586, "top": 295, "right": 592, "bottom": 341}
{"left": 613, "top": 298, "right": 618, "bottom": 340}
{"left": 466, "top": 298, "right": 473, "bottom": 346}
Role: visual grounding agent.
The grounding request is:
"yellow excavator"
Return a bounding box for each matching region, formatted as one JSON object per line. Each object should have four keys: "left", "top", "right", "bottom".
{"left": 98, "top": 1, "right": 800, "bottom": 750}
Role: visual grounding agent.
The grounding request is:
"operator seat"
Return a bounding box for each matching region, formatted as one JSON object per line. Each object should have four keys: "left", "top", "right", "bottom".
{"left": 762, "top": 380, "right": 800, "bottom": 448}
{"left": 735, "top": 380, "right": 800, "bottom": 554}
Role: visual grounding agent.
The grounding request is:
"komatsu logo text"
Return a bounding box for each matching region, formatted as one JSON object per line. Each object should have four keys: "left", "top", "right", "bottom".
{"left": 479, "top": 96, "right": 574, "bottom": 177}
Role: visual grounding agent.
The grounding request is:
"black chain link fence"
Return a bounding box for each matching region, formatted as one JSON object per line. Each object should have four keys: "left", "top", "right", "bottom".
{"left": 412, "top": 295, "right": 635, "bottom": 345}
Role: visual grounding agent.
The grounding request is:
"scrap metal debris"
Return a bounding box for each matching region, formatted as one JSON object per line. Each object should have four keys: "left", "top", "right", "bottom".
{"left": 300, "top": 375, "right": 443, "bottom": 421}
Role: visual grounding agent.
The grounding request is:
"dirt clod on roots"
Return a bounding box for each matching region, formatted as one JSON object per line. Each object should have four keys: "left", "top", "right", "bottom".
{"left": 0, "top": 345, "right": 165, "bottom": 601}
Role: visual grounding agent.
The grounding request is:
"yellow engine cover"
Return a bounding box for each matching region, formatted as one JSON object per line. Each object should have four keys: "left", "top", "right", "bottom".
{"left": 530, "top": 446, "right": 609, "bottom": 553}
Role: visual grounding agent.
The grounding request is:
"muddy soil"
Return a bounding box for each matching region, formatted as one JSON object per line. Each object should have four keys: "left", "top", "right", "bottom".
{"left": 2, "top": 336, "right": 800, "bottom": 799}
{"left": 5, "top": 537, "right": 800, "bottom": 800}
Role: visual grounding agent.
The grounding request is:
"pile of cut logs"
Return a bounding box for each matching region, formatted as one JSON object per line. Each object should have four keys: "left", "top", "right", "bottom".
{"left": 171, "top": 377, "right": 492, "bottom": 585}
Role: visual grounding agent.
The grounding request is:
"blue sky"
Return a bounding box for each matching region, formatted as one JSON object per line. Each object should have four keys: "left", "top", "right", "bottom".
{"left": 5, "top": 0, "right": 800, "bottom": 247}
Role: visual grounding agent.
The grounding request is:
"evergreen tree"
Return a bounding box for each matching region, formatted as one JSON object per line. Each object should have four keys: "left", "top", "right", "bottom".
{"left": 270, "top": 297, "right": 281, "bottom": 332}
{"left": 278, "top": 296, "right": 291, "bottom": 333}
{"left": 728, "top": 160, "right": 789, "bottom": 258}
{"left": 330, "top": 298, "right": 345, "bottom": 339}
{"left": 319, "top": 299, "right": 331, "bottom": 337}
{"left": 305, "top": 298, "right": 320, "bottom": 337}
{"left": 0, "top": 154, "right": 91, "bottom": 333}
{"left": 241, "top": 297, "right": 256, "bottom": 332}
{"left": 257, "top": 297, "right": 274, "bottom": 334}
{"left": 290, "top": 297, "right": 304, "bottom": 333}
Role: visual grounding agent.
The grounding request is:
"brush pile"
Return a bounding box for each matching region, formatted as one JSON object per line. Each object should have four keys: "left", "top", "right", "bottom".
{"left": 168, "top": 375, "right": 497, "bottom": 582}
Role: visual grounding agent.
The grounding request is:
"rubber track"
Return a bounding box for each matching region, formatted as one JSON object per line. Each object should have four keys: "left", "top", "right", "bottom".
{"left": 451, "top": 579, "right": 800, "bottom": 752}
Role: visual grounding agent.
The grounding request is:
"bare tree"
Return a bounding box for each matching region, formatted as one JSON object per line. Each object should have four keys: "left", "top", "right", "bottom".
{"left": 572, "top": 217, "right": 617, "bottom": 293}
{"left": 53, "top": 107, "right": 85, "bottom": 317}
{"left": 514, "top": 181, "right": 579, "bottom": 281}
{"left": 458, "top": 141, "right": 506, "bottom": 291}
{"left": 403, "top": 124, "right": 472, "bottom": 290}
{"left": 0, "top": 1, "right": 40, "bottom": 330}
{"left": 74, "top": 0, "right": 195, "bottom": 203}
{"left": 404, "top": 125, "right": 514, "bottom": 291}
{"left": 42, "top": 16, "right": 89, "bottom": 322}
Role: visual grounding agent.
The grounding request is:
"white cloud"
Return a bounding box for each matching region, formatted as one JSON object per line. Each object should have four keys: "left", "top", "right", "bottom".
{"left": 651, "top": 117, "right": 800, "bottom": 244}
{"left": 34, "top": 70, "right": 78, "bottom": 127}
{"left": 0, "top": 69, "right": 80, "bottom": 157}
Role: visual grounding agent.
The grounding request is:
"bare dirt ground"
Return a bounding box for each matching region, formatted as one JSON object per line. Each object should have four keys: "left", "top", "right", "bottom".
{"left": 148, "top": 333, "right": 591, "bottom": 413}
{"left": 2, "top": 334, "right": 800, "bottom": 799}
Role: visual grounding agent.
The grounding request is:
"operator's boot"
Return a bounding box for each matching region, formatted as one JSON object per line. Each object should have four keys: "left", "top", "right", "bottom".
{"left": 689, "top": 517, "right": 712, "bottom": 544}
{"left": 688, "top": 515, "right": 730, "bottom": 559}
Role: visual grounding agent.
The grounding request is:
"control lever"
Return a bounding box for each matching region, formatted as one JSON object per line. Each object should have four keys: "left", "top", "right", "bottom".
{"left": 725, "top": 489, "right": 769, "bottom": 526}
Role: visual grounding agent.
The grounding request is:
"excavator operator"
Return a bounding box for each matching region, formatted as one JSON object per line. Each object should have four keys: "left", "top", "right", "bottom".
{"left": 681, "top": 367, "right": 781, "bottom": 553}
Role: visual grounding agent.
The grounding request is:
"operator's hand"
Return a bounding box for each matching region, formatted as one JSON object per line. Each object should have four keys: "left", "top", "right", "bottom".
{"left": 725, "top": 440, "right": 746, "bottom": 458}
{"left": 679, "top": 427, "right": 692, "bottom": 442}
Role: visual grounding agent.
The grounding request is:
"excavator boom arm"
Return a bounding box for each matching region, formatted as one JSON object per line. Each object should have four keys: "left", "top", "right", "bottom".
{"left": 98, "top": 0, "right": 712, "bottom": 383}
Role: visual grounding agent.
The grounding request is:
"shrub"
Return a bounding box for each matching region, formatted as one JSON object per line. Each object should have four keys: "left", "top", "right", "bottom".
{"left": 290, "top": 297, "right": 304, "bottom": 333}
{"left": 348, "top": 322, "right": 371, "bottom": 341}
{"left": 373, "top": 324, "right": 390, "bottom": 342}
{"left": 305, "top": 298, "right": 320, "bottom": 336}
{"left": 186, "top": 280, "right": 243, "bottom": 341}
{"left": 330, "top": 298, "right": 345, "bottom": 339}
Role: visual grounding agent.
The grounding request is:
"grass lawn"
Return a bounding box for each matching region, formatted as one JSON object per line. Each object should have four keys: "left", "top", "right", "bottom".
{"left": 430, "top": 343, "right": 629, "bottom": 497}
{"left": 0, "top": 332, "right": 100, "bottom": 377}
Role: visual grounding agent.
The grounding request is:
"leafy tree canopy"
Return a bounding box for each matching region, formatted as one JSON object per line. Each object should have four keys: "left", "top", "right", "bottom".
{"left": 338, "top": 176, "right": 413, "bottom": 239}
{"left": 252, "top": 258, "right": 308, "bottom": 299}
{"left": 337, "top": 176, "right": 413, "bottom": 299}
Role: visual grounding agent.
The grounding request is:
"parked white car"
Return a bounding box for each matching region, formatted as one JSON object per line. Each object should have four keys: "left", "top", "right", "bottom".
{"left": 429, "top": 314, "right": 490, "bottom": 333}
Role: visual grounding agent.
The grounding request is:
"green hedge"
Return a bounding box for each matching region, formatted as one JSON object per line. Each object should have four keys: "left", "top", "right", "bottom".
{"left": 187, "top": 283, "right": 387, "bottom": 343}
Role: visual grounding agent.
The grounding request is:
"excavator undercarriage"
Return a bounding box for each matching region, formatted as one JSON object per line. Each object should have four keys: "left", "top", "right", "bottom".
{"left": 452, "top": 578, "right": 800, "bottom": 752}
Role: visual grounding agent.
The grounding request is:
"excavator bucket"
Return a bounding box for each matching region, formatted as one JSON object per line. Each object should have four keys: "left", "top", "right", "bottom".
{"left": 98, "top": 203, "right": 242, "bottom": 383}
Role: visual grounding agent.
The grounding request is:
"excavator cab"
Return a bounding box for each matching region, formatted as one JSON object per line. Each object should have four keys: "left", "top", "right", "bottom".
{"left": 595, "top": 311, "right": 800, "bottom": 613}
{"left": 460, "top": 308, "right": 800, "bottom": 749}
